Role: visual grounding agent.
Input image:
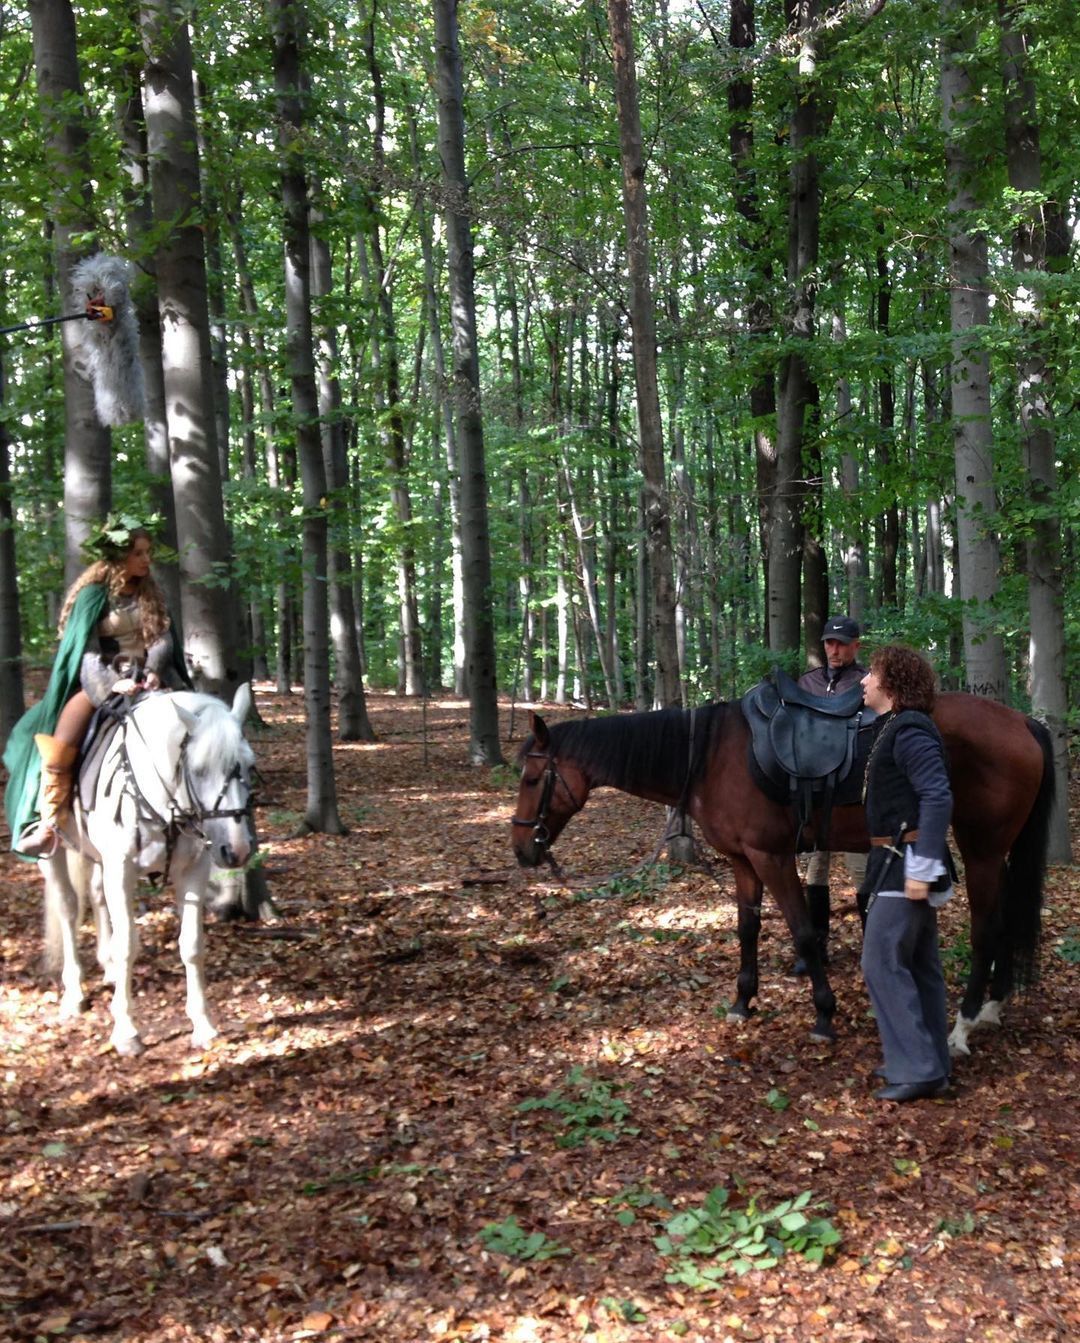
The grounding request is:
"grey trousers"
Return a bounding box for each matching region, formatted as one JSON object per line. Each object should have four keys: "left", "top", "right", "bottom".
{"left": 861, "top": 895, "right": 950, "bottom": 1084}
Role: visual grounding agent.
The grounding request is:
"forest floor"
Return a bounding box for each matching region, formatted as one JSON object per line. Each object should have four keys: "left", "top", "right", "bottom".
{"left": 2, "top": 688, "right": 1079, "bottom": 1343}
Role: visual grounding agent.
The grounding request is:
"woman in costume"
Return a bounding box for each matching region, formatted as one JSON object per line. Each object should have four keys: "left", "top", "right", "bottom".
{"left": 4, "top": 520, "right": 189, "bottom": 858}
{"left": 859, "top": 644, "right": 953, "bottom": 1102}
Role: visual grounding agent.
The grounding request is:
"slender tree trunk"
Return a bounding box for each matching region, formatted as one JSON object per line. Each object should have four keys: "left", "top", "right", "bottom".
{"left": 141, "top": 0, "right": 239, "bottom": 692}
{"left": 875, "top": 234, "right": 900, "bottom": 607}
{"left": 607, "top": 0, "right": 680, "bottom": 707}
{"left": 30, "top": 0, "right": 111, "bottom": 581}
{"left": 118, "top": 65, "right": 182, "bottom": 634}
{"left": 433, "top": 0, "right": 503, "bottom": 764}
{"left": 310, "top": 176, "right": 374, "bottom": 742}
{"left": 1000, "top": 2, "right": 1071, "bottom": 861}
{"left": 727, "top": 0, "right": 777, "bottom": 635}
{"left": 272, "top": 0, "right": 344, "bottom": 830}
{"left": 941, "top": 0, "right": 1008, "bottom": 700}
{"left": 770, "top": 0, "right": 822, "bottom": 656}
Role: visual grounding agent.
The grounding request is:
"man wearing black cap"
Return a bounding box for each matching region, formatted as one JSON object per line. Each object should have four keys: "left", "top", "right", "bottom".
{"left": 792, "top": 615, "right": 868, "bottom": 973}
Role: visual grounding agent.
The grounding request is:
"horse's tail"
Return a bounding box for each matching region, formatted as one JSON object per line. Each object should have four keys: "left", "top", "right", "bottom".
{"left": 1003, "top": 718, "right": 1056, "bottom": 990}
{"left": 41, "top": 850, "right": 92, "bottom": 979}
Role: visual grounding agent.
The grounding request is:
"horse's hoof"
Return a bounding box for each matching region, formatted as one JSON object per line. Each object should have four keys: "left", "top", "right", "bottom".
{"left": 189, "top": 1025, "right": 220, "bottom": 1051}
{"left": 113, "top": 1034, "right": 145, "bottom": 1058}
{"left": 809, "top": 1025, "right": 836, "bottom": 1044}
{"left": 725, "top": 1003, "right": 752, "bottom": 1023}
{"left": 58, "top": 995, "right": 88, "bottom": 1021}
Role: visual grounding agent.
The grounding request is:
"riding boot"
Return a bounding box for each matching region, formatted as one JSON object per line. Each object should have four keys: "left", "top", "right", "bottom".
{"left": 793, "top": 885, "right": 831, "bottom": 976}
{"left": 18, "top": 735, "right": 78, "bottom": 857}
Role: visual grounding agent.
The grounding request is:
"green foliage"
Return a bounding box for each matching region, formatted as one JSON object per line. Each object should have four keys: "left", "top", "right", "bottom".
{"left": 518, "top": 1066, "right": 639, "bottom": 1148}
{"left": 654, "top": 1187, "right": 842, "bottom": 1286}
{"left": 477, "top": 1216, "right": 570, "bottom": 1261}
{"left": 574, "top": 863, "right": 676, "bottom": 905}
{"left": 1054, "top": 930, "right": 1080, "bottom": 965}
{"left": 763, "top": 1088, "right": 791, "bottom": 1112}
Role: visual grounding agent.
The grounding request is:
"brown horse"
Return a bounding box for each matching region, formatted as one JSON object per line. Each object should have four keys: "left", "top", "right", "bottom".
{"left": 510, "top": 694, "right": 1053, "bottom": 1050}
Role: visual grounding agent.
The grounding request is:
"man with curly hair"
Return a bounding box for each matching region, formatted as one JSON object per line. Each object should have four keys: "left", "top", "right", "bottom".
{"left": 860, "top": 644, "right": 953, "bottom": 1102}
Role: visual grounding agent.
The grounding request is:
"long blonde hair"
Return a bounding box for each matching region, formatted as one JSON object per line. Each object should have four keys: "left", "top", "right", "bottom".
{"left": 58, "top": 528, "right": 170, "bottom": 647}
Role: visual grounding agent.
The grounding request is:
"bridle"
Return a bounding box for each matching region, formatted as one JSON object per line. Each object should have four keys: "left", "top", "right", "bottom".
{"left": 103, "top": 699, "right": 256, "bottom": 873}
{"left": 511, "top": 748, "right": 583, "bottom": 873}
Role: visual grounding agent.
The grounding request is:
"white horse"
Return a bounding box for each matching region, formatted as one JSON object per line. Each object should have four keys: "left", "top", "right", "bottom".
{"left": 41, "top": 684, "right": 256, "bottom": 1056}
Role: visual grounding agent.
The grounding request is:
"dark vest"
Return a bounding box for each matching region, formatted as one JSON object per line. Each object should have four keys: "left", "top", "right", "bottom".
{"left": 862, "top": 710, "right": 943, "bottom": 893}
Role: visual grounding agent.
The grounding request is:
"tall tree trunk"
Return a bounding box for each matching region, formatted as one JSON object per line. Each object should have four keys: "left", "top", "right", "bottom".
{"left": 310, "top": 175, "right": 374, "bottom": 742}
{"left": 606, "top": 0, "right": 680, "bottom": 707}
{"left": 30, "top": 0, "right": 111, "bottom": 581}
{"left": 118, "top": 65, "right": 182, "bottom": 633}
{"left": 727, "top": 0, "right": 777, "bottom": 636}
{"left": 1000, "top": 1, "right": 1071, "bottom": 860}
{"left": 141, "top": 0, "right": 239, "bottom": 692}
{"left": 770, "top": 0, "right": 822, "bottom": 656}
{"left": 272, "top": 0, "right": 344, "bottom": 830}
{"left": 363, "top": 17, "right": 424, "bottom": 697}
{"left": 409, "top": 108, "right": 466, "bottom": 696}
{"left": 941, "top": 0, "right": 1008, "bottom": 700}
{"left": 433, "top": 0, "right": 503, "bottom": 765}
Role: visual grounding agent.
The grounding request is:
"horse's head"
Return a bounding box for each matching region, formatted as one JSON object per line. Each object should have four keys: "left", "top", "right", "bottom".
{"left": 176, "top": 683, "right": 257, "bottom": 869}
{"left": 510, "top": 712, "right": 588, "bottom": 868}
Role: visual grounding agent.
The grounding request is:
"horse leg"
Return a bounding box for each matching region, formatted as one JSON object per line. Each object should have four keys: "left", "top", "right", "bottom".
{"left": 41, "top": 854, "right": 86, "bottom": 1020}
{"left": 748, "top": 846, "right": 837, "bottom": 1043}
{"left": 101, "top": 853, "right": 144, "bottom": 1056}
{"left": 173, "top": 848, "right": 218, "bottom": 1051}
{"left": 88, "top": 862, "right": 116, "bottom": 985}
{"left": 948, "top": 854, "right": 1005, "bottom": 1058}
{"left": 725, "top": 858, "right": 763, "bottom": 1022}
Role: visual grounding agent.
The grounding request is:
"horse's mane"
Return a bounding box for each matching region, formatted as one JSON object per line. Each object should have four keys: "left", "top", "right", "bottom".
{"left": 526, "top": 702, "right": 733, "bottom": 796}
{"left": 181, "top": 695, "right": 254, "bottom": 777}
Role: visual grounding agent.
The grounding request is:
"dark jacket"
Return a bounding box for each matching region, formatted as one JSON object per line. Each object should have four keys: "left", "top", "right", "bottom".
{"left": 862, "top": 710, "right": 952, "bottom": 894}
{"left": 798, "top": 660, "right": 866, "bottom": 698}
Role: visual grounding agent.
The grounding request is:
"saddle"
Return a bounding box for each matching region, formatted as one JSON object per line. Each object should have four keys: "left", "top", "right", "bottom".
{"left": 741, "top": 667, "right": 877, "bottom": 851}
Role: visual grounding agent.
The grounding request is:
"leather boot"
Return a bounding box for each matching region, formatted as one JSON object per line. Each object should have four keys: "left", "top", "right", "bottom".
{"left": 18, "top": 735, "right": 78, "bottom": 857}
{"left": 793, "top": 885, "right": 831, "bottom": 976}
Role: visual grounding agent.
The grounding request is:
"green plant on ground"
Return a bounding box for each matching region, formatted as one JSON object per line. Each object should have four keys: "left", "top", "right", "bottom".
{"left": 518, "top": 1066, "right": 639, "bottom": 1147}
{"left": 1055, "top": 930, "right": 1080, "bottom": 964}
{"left": 574, "top": 862, "right": 676, "bottom": 904}
{"left": 938, "top": 928, "right": 972, "bottom": 982}
{"left": 655, "top": 1187, "right": 842, "bottom": 1286}
{"left": 477, "top": 1216, "right": 570, "bottom": 1261}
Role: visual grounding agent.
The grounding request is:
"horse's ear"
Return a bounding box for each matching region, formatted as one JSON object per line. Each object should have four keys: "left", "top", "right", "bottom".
{"left": 231, "top": 682, "right": 253, "bottom": 726}
{"left": 174, "top": 702, "right": 198, "bottom": 735}
{"left": 529, "top": 712, "right": 549, "bottom": 748}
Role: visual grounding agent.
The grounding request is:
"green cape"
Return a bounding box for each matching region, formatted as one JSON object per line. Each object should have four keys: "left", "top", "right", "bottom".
{"left": 3, "top": 584, "right": 190, "bottom": 858}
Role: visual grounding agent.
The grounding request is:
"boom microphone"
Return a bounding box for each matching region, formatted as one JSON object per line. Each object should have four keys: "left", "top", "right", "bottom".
{"left": 68, "top": 254, "right": 145, "bottom": 428}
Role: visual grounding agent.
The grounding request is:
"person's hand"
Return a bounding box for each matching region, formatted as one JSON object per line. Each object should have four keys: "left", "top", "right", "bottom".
{"left": 144, "top": 671, "right": 161, "bottom": 691}
{"left": 112, "top": 677, "right": 140, "bottom": 696}
{"left": 905, "top": 878, "right": 930, "bottom": 901}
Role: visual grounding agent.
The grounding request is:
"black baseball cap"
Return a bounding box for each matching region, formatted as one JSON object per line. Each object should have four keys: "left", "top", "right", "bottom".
{"left": 822, "top": 615, "right": 860, "bottom": 643}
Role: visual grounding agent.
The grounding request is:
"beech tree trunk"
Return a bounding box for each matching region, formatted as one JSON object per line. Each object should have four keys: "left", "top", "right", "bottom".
{"left": 1000, "top": 1, "right": 1071, "bottom": 861}
{"left": 941, "top": 0, "right": 1008, "bottom": 700}
{"left": 141, "top": 0, "right": 239, "bottom": 692}
{"left": 30, "top": 0, "right": 111, "bottom": 581}
{"left": 433, "top": 0, "right": 503, "bottom": 765}
{"left": 272, "top": 0, "right": 344, "bottom": 831}
{"left": 606, "top": 0, "right": 680, "bottom": 706}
